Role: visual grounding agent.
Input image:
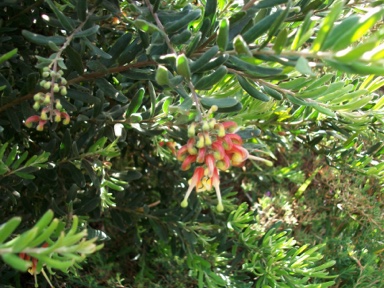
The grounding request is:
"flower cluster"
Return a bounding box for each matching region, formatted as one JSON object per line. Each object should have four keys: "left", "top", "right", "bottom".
{"left": 25, "top": 67, "right": 70, "bottom": 131}
{"left": 177, "top": 114, "right": 249, "bottom": 212}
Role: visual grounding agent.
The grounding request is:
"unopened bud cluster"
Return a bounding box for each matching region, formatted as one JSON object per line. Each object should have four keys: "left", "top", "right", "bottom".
{"left": 177, "top": 107, "right": 249, "bottom": 212}
{"left": 25, "top": 67, "right": 70, "bottom": 131}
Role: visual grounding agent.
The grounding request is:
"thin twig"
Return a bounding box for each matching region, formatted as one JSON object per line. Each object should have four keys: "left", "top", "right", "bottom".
{"left": 0, "top": 61, "right": 155, "bottom": 114}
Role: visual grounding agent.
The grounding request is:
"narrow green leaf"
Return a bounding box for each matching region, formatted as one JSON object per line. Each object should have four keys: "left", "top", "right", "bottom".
{"left": 311, "top": 1, "right": 343, "bottom": 52}
{"left": 0, "top": 48, "right": 17, "bottom": 65}
{"left": 242, "top": 10, "right": 283, "bottom": 44}
{"left": 77, "top": 0, "right": 87, "bottom": 21}
{"left": 126, "top": 88, "right": 144, "bottom": 117}
{"left": 22, "top": 30, "right": 65, "bottom": 46}
{"left": 74, "top": 25, "right": 100, "bottom": 38}
{"left": 0, "top": 217, "right": 21, "bottom": 244}
{"left": 45, "top": 0, "right": 74, "bottom": 32}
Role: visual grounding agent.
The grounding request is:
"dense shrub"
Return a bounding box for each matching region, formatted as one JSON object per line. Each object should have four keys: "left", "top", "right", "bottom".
{"left": 0, "top": 0, "right": 383, "bottom": 287}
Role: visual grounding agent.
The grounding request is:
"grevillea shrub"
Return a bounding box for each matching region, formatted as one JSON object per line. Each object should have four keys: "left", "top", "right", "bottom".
{"left": 0, "top": 0, "right": 383, "bottom": 287}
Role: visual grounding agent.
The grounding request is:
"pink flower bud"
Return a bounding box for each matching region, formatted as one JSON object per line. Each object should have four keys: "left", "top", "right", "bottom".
{"left": 216, "top": 154, "right": 231, "bottom": 171}
{"left": 177, "top": 145, "right": 189, "bottom": 161}
{"left": 61, "top": 112, "right": 70, "bottom": 125}
{"left": 181, "top": 155, "right": 196, "bottom": 171}
{"left": 227, "top": 133, "right": 243, "bottom": 145}
{"left": 205, "top": 154, "right": 216, "bottom": 177}
{"left": 196, "top": 147, "right": 206, "bottom": 163}
{"left": 222, "top": 121, "right": 238, "bottom": 133}
{"left": 229, "top": 144, "right": 249, "bottom": 165}
{"left": 212, "top": 141, "right": 225, "bottom": 160}
{"left": 222, "top": 134, "right": 233, "bottom": 150}
{"left": 36, "top": 120, "right": 47, "bottom": 131}
{"left": 25, "top": 115, "right": 40, "bottom": 128}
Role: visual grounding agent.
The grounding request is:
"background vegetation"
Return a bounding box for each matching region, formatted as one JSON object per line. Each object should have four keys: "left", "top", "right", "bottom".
{"left": 0, "top": 0, "right": 383, "bottom": 287}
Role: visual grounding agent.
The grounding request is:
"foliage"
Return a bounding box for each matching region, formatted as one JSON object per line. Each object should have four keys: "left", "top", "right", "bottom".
{"left": 0, "top": 0, "right": 383, "bottom": 287}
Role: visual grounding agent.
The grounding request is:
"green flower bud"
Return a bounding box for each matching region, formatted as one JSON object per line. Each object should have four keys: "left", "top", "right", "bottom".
{"left": 55, "top": 100, "right": 62, "bottom": 110}
{"left": 187, "top": 123, "right": 196, "bottom": 138}
{"left": 202, "top": 121, "right": 210, "bottom": 132}
{"left": 42, "top": 71, "right": 50, "bottom": 78}
{"left": 43, "top": 81, "right": 51, "bottom": 90}
{"left": 60, "top": 78, "right": 67, "bottom": 85}
{"left": 60, "top": 87, "right": 67, "bottom": 96}
{"left": 40, "top": 110, "right": 48, "bottom": 120}
{"left": 40, "top": 80, "right": 47, "bottom": 87}
{"left": 54, "top": 113, "right": 61, "bottom": 122}
{"left": 53, "top": 83, "right": 60, "bottom": 93}
{"left": 33, "top": 93, "right": 43, "bottom": 102}
{"left": 33, "top": 102, "right": 40, "bottom": 110}
{"left": 44, "top": 94, "right": 51, "bottom": 104}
